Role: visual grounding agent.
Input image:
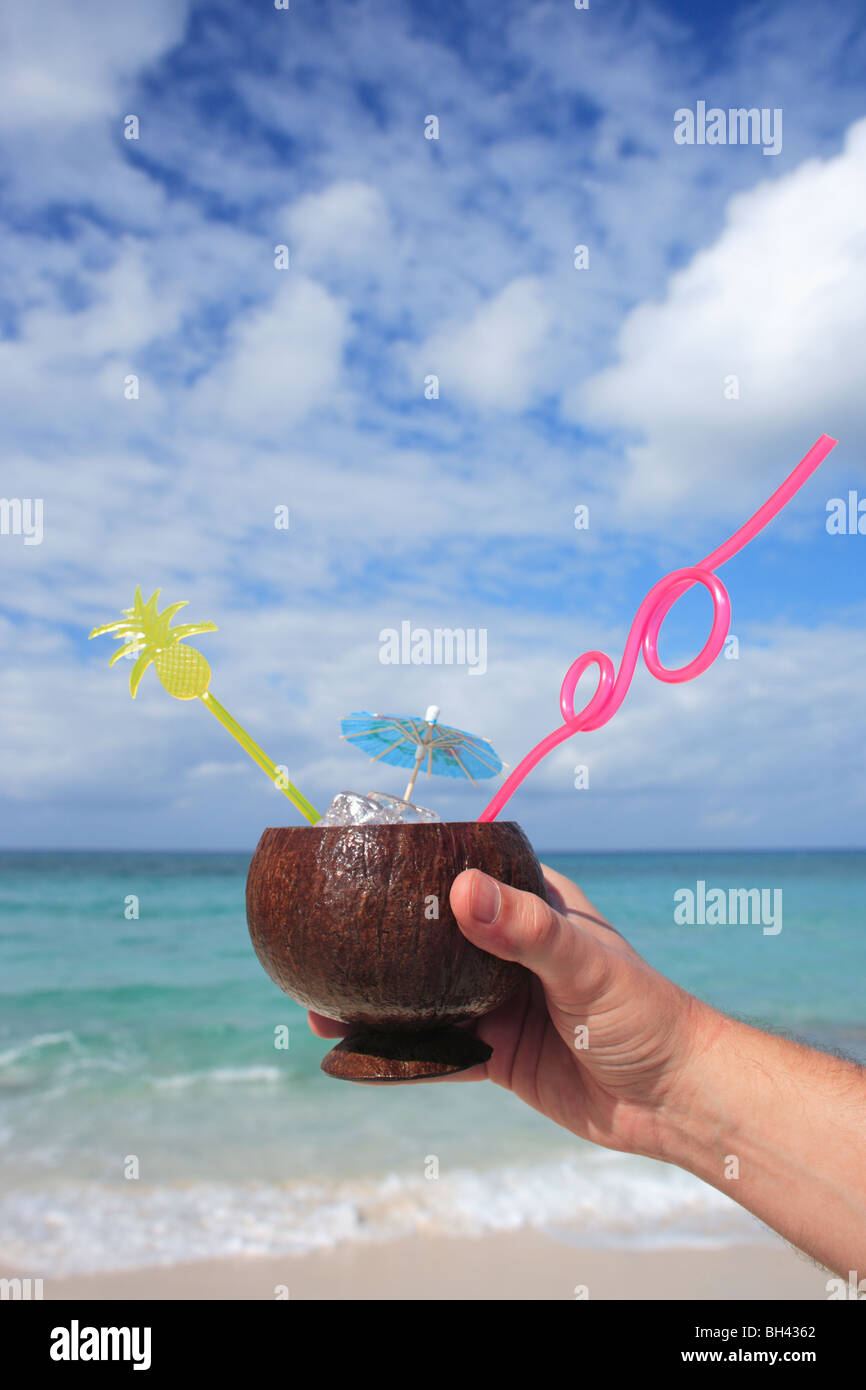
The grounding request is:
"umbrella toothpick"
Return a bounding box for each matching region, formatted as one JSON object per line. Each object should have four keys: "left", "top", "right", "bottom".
{"left": 403, "top": 705, "right": 439, "bottom": 801}
{"left": 339, "top": 704, "right": 499, "bottom": 807}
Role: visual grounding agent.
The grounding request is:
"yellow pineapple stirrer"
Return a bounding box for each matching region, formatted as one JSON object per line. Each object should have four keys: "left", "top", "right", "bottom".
{"left": 89, "top": 586, "right": 321, "bottom": 825}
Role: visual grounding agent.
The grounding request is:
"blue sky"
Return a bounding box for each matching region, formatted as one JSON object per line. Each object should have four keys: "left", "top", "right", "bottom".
{"left": 1, "top": 0, "right": 864, "bottom": 851}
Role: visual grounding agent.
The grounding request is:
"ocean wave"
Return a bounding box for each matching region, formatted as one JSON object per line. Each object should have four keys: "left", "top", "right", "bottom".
{"left": 0, "top": 1154, "right": 772, "bottom": 1275}
{"left": 0, "top": 1036, "right": 140, "bottom": 1099}
{"left": 153, "top": 1066, "right": 283, "bottom": 1089}
{"left": 0, "top": 1042, "right": 288, "bottom": 1104}
{"left": 0, "top": 1032, "right": 80, "bottom": 1068}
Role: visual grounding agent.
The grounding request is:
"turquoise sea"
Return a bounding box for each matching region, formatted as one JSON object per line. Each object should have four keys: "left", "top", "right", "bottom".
{"left": 1, "top": 849, "right": 864, "bottom": 1273}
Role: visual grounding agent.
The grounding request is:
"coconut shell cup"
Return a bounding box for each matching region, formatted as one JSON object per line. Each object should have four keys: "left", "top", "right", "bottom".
{"left": 245, "top": 820, "right": 546, "bottom": 1083}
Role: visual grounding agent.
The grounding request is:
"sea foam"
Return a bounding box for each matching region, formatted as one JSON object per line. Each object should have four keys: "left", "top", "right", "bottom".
{"left": 0, "top": 1152, "right": 772, "bottom": 1275}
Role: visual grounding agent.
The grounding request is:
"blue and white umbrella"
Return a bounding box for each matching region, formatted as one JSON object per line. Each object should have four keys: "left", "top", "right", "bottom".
{"left": 339, "top": 706, "right": 504, "bottom": 802}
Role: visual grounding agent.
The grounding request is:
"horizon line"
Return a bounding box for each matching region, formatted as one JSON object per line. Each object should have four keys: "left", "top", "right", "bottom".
{"left": 1, "top": 844, "right": 864, "bottom": 856}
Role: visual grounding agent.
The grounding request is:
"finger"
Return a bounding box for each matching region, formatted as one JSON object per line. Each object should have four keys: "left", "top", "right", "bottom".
{"left": 307, "top": 1012, "right": 480, "bottom": 1044}
{"left": 307, "top": 1010, "right": 351, "bottom": 1039}
{"left": 539, "top": 863, "right": 603, "bottom": 919}
{"left": 450, "top": 869, "right": 610, "bottom": 1006}
{"left": 540, "top": 864, "right": 628, "bottom": 944}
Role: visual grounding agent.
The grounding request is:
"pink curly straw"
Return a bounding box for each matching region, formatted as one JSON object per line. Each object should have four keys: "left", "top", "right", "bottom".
{"left": 479, "top": 434, "right": 838, "bottom": 822}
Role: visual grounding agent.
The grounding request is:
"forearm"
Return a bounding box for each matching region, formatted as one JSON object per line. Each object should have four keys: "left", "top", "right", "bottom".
{"left": 654, "top": 1003, "right": 866, "bottom": 1276}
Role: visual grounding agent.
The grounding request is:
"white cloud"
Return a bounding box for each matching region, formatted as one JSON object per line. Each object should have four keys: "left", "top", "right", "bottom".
{"left": 0, "top": 244, "right": 184, "bottom": 435}
{"left": 190, "top": 274, "right": 352, "bottom": 435}
{"left": 284, "top": 180, "right": 392, "bottom": 275}
{"left": 0, "top": 0, "right": 189, "bottom": 129}
{"left": 415, "top": 277, "right": 555, "bottom": 412}
{"left": 33, "top": 245, "right": 179, "bottom": 357}
{"left": 188, "top": 761, "right": 248, "bottom": 779}
{"left": 571, "top": 118, "right": 866, "bottom": 519}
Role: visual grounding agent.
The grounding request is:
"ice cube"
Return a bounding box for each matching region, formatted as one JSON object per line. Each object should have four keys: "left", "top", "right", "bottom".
{"left": 365, "top": 792, "right": 441, "bottom": 823}
{"left": 316, "top": 790, "right": 441, "bottom": 826}
{"left": 316, "top": 791, "right": 393, "bottom": 826}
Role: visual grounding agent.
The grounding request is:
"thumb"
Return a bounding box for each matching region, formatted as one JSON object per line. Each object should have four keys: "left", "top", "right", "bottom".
{"left": 450, "top": 869, "right": 609, "bottom": 1007}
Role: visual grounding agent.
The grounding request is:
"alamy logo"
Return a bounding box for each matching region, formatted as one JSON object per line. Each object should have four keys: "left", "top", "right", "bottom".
{"left": 674, "top": 880, "right": 782, "bottom": 935}
{"left": 826, "top": 492, "right": 866, "bottom": 535}
{"left": 0, "top": 1276, "right": 43, "bottom": 1299}
{"left": 0, "top": 497, "right": 43, "bottom": 545}
{"left": 50, "top": 1320, "right": 152, "bottom": 1371}
{"left": 379, "top": 621, "right": 487, "bottom": 676}
{"left": 826, "top": 1272, "right": 866, "bottom": 1299}
{"left": 674, "top": 103, "right": 782, "bottom": 156}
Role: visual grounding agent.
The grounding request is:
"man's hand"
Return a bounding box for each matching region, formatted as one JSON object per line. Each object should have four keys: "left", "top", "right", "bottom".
{"left": 309, "top": 863, "right": 866, "bottom": 1276}
{"left": 309, "top": 864, "right": 718, "bottom": 1157}
{"left": 444, "top": 865, "right": 719, "bottom": 1159}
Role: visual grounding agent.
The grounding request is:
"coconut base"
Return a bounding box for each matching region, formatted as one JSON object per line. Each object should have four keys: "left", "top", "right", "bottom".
{"left": 320, "top": 1026, "right": 493, "bottom": 1082}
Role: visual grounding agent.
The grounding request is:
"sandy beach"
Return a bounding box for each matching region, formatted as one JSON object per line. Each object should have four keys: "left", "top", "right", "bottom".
{"left": 1, "top": 1231, "right": 831, "bottom": 1301}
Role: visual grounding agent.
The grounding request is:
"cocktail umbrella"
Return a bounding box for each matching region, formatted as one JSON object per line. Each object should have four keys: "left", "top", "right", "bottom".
{"left": 339, "top": 705, "right": 504, "bottom": 803}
